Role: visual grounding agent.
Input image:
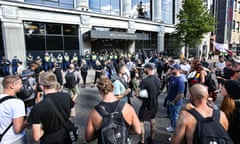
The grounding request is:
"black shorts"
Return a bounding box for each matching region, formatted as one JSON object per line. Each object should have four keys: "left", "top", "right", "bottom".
{"left": 138, "top": 106, "right": 158, "bottom": 121}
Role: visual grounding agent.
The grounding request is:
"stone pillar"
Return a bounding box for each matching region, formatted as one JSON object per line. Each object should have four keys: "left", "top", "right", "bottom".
{"left": 75, "top": 0, "right": 89, "bottom": 11}
{"left": 128, "top": 41, "right": 135, "bottom": 55}
{"left": 122, "top": 0, "right": 131, "bottom": 17}
{"left": 1, "top": 6, "right": 26, "bottom": 63}
{"left": 80, "top": 15, "right": 91, "bottom": 55}
{"left": 153, "top": 0, "right": 162, "bottom": 22}
{"left": 158, "top": 27, "right": 165, "bottom": 52}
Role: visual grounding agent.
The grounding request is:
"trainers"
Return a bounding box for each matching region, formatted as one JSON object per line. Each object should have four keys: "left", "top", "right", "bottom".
{"left": 166, "top": 126, "right": 174, "bottom": 132}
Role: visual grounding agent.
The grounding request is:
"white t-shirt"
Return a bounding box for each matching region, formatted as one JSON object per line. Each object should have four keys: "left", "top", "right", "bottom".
{"left": 216, "top": 62, "right": 225, "bottom": 71}
{"left": 0, "top": 94, "right": 26, "bottom": 144}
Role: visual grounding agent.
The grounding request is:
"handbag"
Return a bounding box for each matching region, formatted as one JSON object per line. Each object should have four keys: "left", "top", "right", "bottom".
{"left": 46, "top": 98, "right": 79, "bottom": 142}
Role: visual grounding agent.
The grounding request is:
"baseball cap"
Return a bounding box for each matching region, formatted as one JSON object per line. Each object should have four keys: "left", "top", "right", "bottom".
{"left": 232, "top": 55, "right": 240, "bottom": 64}
{"left": 170, "top": 64, "right": 181, "bottom": 70}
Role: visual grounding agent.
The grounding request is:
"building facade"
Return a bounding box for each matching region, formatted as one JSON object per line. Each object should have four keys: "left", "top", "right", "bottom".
{"left": 214, "top": 0, "right": 240, "bottom": 50}
{"left": 0, "top": 0, "right": 182, "bottom": 61}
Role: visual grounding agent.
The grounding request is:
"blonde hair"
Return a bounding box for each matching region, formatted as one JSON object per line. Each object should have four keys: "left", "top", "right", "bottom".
{"left": 2, "top": 75, "right": 21, "bottom": 89}
{"left": 97, "top": 76, "right": 113, "bottom": 95}
{"left": 220, "top": 96, "right": 236, "bottom": 119}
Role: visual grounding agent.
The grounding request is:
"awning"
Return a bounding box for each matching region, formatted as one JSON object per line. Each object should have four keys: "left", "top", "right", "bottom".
{"left": 84, "top": 30, "right": 149, "bottom": 40}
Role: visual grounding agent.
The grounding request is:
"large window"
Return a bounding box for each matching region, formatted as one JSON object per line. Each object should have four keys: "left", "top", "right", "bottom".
{"left": 24, "top": 21, "right": 79, "bottom": 56}
{"left": 132, "top": 0, "right": 151, "bottom": 19}
{"left": 89, "top": 0, "right": 120, "bottom": 16}
{"left": 162, "top": 0, "right": 173, "bottom": 24}
{"left": 25, "top": 0, "right": 74, "bottom": 9}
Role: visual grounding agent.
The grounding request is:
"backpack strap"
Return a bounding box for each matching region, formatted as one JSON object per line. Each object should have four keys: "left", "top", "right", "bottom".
{"left": 187, "top": 108, "right": 219, "bottom": 121}
{"left": 95, "top": 100, "right": 126, "bottom": 117}
{"left": 0, "top": 96, "right": 17, "bottom": 104}
{"left": 0, "top": 96, "right": 17, "bottom": 141}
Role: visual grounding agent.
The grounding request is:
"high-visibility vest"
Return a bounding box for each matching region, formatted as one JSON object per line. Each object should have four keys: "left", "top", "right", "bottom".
{"left": 73, "top": 56, "right": 78, "bottom": 61}
{"left": 44, "top": 56, "right": 50, "bottom": 62}
{"left": 64, "top": 56, "right": 69, "bottom": 62}
{"left": 50, "top": 56, "right": 55, "bottom": 62}
{"left": 92, "top": 55, "right": 97, "bottom": 60}
{"left": 57, "top": 56, "right": 63, "bottom": 63}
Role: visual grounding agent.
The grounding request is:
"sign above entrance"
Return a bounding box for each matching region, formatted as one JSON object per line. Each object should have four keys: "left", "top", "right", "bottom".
{"left": 85, "top": 30, "right": 149, "bottom": 40}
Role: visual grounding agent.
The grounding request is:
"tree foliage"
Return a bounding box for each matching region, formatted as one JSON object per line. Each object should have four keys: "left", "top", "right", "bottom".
{"left": 176, "top": 0, "right": 215, "bottom": 48}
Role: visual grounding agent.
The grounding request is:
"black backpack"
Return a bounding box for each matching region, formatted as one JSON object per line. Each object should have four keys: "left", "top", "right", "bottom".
{"left": 16, "top": 78, "right": 34, "bottom": 101}
{"left": 205, "top": 71, "right": 217, "bottom": 92}
{"left": 65, "top": 71, "right": 77, "bottom": 89}
{"left": 187, "top": 109, "right": 234, "bottom": 144}
{"left": 95, "top": 100, "right": 128, "bottom": 144}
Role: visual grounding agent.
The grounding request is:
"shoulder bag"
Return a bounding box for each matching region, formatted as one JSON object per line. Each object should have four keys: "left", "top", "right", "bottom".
{"left": 45, "top": 98, "right": 79, "bottom": 142}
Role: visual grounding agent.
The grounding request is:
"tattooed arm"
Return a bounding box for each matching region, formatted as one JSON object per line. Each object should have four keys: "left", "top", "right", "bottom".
{"left": 172, "top": 110, "right": 188, "bottom": 144}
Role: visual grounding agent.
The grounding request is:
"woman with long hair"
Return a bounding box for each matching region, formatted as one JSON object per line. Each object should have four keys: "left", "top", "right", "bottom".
{"left": 220, "top": 80, "right": 240, "bottom": 143}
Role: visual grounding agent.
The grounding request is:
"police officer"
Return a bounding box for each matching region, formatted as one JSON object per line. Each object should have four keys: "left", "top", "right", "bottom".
{"left": 63, "top": 52, "right": 70, "bottom": 71}
{"left": 43, "top": 52, "right": 50, "bottom": 71}
{"left": 49, "top": 53, "right": 56, "bottom": 70}
{"left": 72, "top": 52, "right": 79, "bottom": 66}
{"left": 1, "top": 56, "right": 11, "bottom": 76}
{"left": 85, "top": 51, "right": 91, "bottom": 69}
{"left": 57, "top": 53, "right": 63, "bottom": 69}
{"left": 11, "top": 56, "right": 20, "bottom": 75}
{"left": 26, "top": 53, "right": 34, "bottom": 67}
{"left": 92, "top": 51, "right": 97, "bottom": 69}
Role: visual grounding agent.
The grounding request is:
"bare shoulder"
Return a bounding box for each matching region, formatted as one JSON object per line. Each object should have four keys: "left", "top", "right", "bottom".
{"left": 122, "top": 103, "right": 135, "bottom": 116}
{"left": 219, "top": 110, "right": 229, "bottom": 130}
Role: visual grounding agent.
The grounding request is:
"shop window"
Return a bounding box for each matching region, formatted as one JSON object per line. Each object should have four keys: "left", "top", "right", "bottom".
{"left": 64, "top": 36, "right": 79, "bottom": 50}
{"left": 24, "top": 21, "right": 79, "bottom": 53}
{"left": 25, "top": 35, "right": 45, "bottom": 51}
{"left": 63, "top": 24, "right": 78, "bottom": 35}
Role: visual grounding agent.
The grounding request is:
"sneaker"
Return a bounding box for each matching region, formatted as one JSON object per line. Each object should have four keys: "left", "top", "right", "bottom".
{"left": 166, "top": 126, "right": 174, "bottom": 132}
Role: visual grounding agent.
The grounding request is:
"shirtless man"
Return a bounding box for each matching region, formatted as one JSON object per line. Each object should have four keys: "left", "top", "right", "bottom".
{"left": 172, "top": 84, "right": 229, "bottom": 144}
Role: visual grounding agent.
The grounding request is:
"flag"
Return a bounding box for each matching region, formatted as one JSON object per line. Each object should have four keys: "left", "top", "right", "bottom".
{"left": 213, "top": 42, "right": 229, "bottom": 52}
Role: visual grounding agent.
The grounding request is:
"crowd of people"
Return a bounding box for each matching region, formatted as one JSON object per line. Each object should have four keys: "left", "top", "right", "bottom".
{"left": 0, "top": 49, "right": 240, "bottom": 144}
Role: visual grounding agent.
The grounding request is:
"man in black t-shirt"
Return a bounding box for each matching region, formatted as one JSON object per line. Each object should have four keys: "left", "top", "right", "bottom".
{"left": 137, "top": 63, "right": 161, "bottom": 144}
{"left": 28, "top": 72, "right": 73, "bottom": 144}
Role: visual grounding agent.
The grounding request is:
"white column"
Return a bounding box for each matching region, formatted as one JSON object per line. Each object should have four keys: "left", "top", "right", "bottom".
{"left": 1, "top": 5, "right": 26, "bottom": 62}
{"left": 128, "top": 41, "right": 135, "bottom": 55}
{"left": 75, "top": 0, "right": 89, "bottom": 11}
{"left": 2, "top": 22, "right": 26, "bottom": 63}
{"left": 157, "top": 32, "right": 164, "bottom": 52}
{"left": 122, "top": 0, "right": 132, "bottom": 17}
{"left": 153, "top": 0, "right": 162, "bottom": 22}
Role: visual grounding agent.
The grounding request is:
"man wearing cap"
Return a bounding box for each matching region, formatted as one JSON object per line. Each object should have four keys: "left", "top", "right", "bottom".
{"left": 137, "top": 63, "right": 161, "bottom": 144}
{"left": 27, "top": 72, "right": 74, "bottom": 143}
{"left": 166, "top": 64, "right": 185, "bottom": 133}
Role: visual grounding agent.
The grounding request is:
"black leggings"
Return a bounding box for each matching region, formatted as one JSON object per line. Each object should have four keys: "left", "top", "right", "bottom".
{"left": 81, "top": 72, "right": 88, "bottom": 85}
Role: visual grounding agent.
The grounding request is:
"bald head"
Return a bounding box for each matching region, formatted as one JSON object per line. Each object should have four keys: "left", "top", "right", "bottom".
{"left": 189, "top": 84, "right": 209, "bottom": 100}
